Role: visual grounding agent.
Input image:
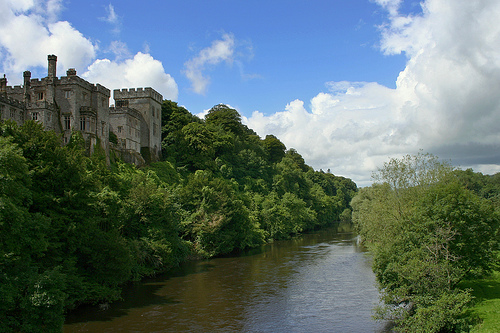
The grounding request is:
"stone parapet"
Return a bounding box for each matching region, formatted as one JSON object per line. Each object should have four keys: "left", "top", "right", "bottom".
{"left": 114, "top": 87, "right": 163, "bottom": 103}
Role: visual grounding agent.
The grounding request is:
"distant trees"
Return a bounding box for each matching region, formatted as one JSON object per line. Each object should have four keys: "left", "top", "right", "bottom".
{"left": 352, "top": 152, "right": 499, "bottom": 332}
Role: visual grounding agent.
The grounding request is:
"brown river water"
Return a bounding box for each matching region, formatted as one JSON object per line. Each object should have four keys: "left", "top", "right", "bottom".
{"left": 64, "top": 223, "right": 391, "bottom": 332}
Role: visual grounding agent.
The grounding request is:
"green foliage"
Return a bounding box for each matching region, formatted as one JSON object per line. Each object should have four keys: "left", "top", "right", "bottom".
{"left": 178, "top": 171, "right": 264, "bottom": 257}
{"left": 352, "top": 152, "right": 499, "bottom": 332}
{"left": 161, "top": 99, "right": 201, "bottom": 165}
{"left": 262, "top": 134, "right": 286, "bottom": 164}
{"left": 253, "top": 191, "right": 316, "bottom": 239}
{"left": 205, "top": 104, "right": 246, "bottom": 137}
{"left": 0, "top": 122, "right": 188, "bottom": 331}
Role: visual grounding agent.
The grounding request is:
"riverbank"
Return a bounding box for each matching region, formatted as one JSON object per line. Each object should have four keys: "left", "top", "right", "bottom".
{"left": 462, "top": 270, "right": 500, "bottom": 332}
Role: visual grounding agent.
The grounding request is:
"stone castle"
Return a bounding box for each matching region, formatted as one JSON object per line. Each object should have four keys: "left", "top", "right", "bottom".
{"left": 0, "top": 55, "right": 162, "bottom": 164}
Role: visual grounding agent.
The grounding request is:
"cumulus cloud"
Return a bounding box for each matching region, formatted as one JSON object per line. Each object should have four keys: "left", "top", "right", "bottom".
{"left": 246, "top": 0, "right": 500, "bottom": 186}
{"left": 0, "top": 0, "right": 96, "bottom": 80}
{"left": 0, "top": 1, "right": 177, "bottom": 101}
{"left": 82, "top": 52, "right": 178, "bottom": 101}
{"left": 183, "top": 33, "right": 235, "bottom": 94}
{"left": 45, "top": 0, "right": 64, "bottom": 23}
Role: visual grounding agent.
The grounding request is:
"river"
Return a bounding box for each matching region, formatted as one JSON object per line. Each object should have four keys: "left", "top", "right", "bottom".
{"left": 64, "top": 223, "right": 391, "bottom": 332}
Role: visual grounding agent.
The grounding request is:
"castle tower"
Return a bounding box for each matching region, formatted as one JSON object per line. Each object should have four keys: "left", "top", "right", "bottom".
{"left": 113, "top": 87, "right": 163, "bottom": 161}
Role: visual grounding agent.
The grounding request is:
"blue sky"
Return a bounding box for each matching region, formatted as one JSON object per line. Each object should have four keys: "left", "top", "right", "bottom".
{"left": 1, "top": 0, "right": 500, "bottom": 186}
{"left": 62, "top": 0, "right": 409, "bottom": 114}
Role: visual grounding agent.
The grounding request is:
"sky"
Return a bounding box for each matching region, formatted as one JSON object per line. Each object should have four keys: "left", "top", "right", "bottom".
{"left": 1, "top": 0, "right": 500, "bottom": 186}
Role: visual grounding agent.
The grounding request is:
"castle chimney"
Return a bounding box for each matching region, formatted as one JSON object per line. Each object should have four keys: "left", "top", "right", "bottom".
{"left": 48, "top": 54, "right": 57, "bottom": 78}
{"left": 23, "top": 71, "right": 31, "bottom": 85}
{"left": 0, "top": 74, "right": 7, "bottom": 96}
{"left": 66, "top": 68, "right": 77, "bottom": 76}
{"left": 23, "top": 71, "right": 31, "bottom": 103}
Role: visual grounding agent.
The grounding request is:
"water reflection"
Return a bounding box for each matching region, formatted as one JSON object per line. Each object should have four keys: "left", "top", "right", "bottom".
{"left": 64, "top": 223, "right": 390, "bottom": 332}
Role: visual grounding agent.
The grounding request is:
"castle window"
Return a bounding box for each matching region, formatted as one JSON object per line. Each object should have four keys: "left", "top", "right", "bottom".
{"left": 152, "top": 108, "right": 155, "bottom": 117}
{"left": 37, "top": 92, "right": 44, "bottom": 101}
{"left": 32, "top": 112, "right": 39, "bottom": 121}
{"left": 118, "top": 126, "right": 122, "bottom": 133}
{"left": 116, "top": 100, "right": 128, "bottom": 108}
{"left": 65, "top": 90, "right": 71, "bottom": 98}
{"left": 47, "top": 112, "right": 52, "bottom": 122}
{"left": 64, "top": 115, "right": 71, "bottom": 130}
{"left": 10, "top": 108, "right": 15, "bottom": 118}
{"left": 80, "top": 116, "right": 91, "bottom": 131}
{"left": 80, "top": 117, "right": 86, "bottom": 131}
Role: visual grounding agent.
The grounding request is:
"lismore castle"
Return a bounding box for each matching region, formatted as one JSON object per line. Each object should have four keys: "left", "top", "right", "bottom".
{"left": 0, "top": 55, "right": 163, "bottom": 165}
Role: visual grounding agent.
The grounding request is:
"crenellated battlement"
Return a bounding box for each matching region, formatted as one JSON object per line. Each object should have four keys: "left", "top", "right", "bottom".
{"left": 6, "top": 85, "right": 24, "bottom": 94}
{"left": 114, "top": 87, "right": 162, "bottom": 103}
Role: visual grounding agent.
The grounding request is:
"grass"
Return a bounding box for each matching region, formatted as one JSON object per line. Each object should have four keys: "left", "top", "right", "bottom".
{"left": 461, "top": 271, "right": 500, "bottom": 332}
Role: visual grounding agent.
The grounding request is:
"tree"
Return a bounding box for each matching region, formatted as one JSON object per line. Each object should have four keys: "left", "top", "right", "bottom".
{"left": 178, "top": 171, "right": 264, "bottom": 257}
{"left": 161, "top": 99, "right": 201, "bottom": 163}
{"left": 262, "top": 134, "right": 286, "bottom": 164}
{"left": 205, "top": 104, "right": 246, "bottom": 137}
{"left": 351, "top": 152, "right": 499, "bottom": 332}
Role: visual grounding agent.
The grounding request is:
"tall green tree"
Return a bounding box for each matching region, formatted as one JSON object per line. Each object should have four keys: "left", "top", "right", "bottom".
{"left": 205, "top": 104, "right": 247, "bottom": 137}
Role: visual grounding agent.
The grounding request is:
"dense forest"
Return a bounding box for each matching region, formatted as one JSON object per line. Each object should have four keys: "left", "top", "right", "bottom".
{"left": 0, "top": 102, "right": 357, "bottom": 332}
{"left": 352, "top": 153, "right": 500, "bottom": 332}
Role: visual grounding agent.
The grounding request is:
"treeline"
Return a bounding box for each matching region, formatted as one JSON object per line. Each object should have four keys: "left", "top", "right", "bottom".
{"left": 352, "top": 152, "right": 500, "bottom": 332}
{"left": 0, "top": 102, "right": 356, "bottom": 332}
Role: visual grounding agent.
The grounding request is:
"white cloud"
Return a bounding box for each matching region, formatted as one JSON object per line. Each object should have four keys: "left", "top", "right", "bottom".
{"left": 183, "top": 33, "right": 235, "bottom": 95}
{"left": 372, "top": 0, "right": 402, "bottom": 17}
{"left": 107, "top": 40, "right": 131, "bottom": 60}
{"left": 100, "top": 4, "right": 120, "bottom": 34}
{"left": 246, "top": 0, "right": 500, "bottom": 186}
{"left": 45, "top": 0, "right": 64, "bottom": 23}
{"left": 0, "top": 0, "right": 96, "bottom": 82}
{"left": 82, "top": 52, "right": 178, "bottom": 101}
{"left": 0, "top": 1, "right": 177, "bottom": 102}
